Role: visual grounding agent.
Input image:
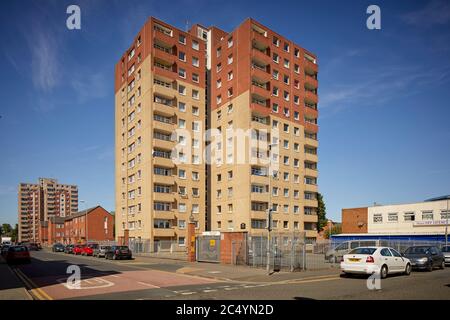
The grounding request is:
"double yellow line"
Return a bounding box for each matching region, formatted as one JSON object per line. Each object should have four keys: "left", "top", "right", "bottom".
{"left": 13, "top": 268, "right": 53, "bottom": 300}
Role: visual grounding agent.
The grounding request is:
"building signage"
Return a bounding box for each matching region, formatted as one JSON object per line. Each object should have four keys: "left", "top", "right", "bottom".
{"left": 413, "top": 220, "right": 449, "bottom": 227}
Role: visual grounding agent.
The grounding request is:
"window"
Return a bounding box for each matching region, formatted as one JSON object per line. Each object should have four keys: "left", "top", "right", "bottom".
{"left": 178, "top": 169, "right": 186, "bottom": 179}
{"left": 422, "top": 211, "right": 433, "bottom": 220}
{"left": 227, "top": 71, "right": 233, "bottom": 81}
{"left": 192, "top": 171, "right": 199, "bottom": 181}
{"left": 179, "top": 51, "right": 186, "bottom": 61}
{"left": 283, "top": 74, "right": 289, "bottom": 85}
{"left": 216, "top": 79, "right": 222, "bottom": 88}
{"left": 284, "top": 59, "right": 290, "bottom": 68}
{"left": 404, "top": 212, "right": 415, "bottom": 221}
{"left": 388, "top": 213, "right": 398, "bottom": 222}
{"left": 380, "top": 248, "right": 392, "bottom": 257}
{"left": 192, "top": 90, "right": 200, "bottom": 100}
{"left": 284, "top": 42, "right": 289, "bottom": 52}
{"left": 227, "top": 37, "right": 233, "bottom": 47}
{"left": 272, "top": 36, "right": 280, "bottom": 46}
{"left": 192, "top": 73, "right": 199, "bottom": 82}
{"left": 192, "top": 40, "right": 199, "bottom": 50}
{"left": 273, "top": 53, "right": 279, "bottom": 63}
{"left": 227, "top": 54, "right": 233, "bottom": 65}
{"left": 272, "top": 69, "right": 279, "bottom": 80}
{"left": 179, "top": 203, "right": 186, "bottom": 212}
{"left": 178, "top": 237, "right": 185, "bottom": 246}
{"left": 216, "top": 47, "right": 221, "bottom": 57}
{"left": 373, "top": 214, "right": 383, "bottom": 223}
{"left": 179, "top": 34, "right": 186, "bottom": 44}
{"left": 440, "top": 210, "right": 450, "bottom": 219}
{"left": 192, "top": 57, "right": 199, "bottom": 67}
{"left": 178, "top": 85, "right": 186, "bottom": 95}
{"left": 178, "top": 68, "right": 186, "bottom": 78}
{"left": 178, "top": 102, "right": 186, "bottom": 112}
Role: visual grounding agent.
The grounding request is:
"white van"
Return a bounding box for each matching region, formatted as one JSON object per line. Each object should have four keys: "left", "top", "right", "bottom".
{"left": 325, "top": 240, "right": 381, "bottom": 263}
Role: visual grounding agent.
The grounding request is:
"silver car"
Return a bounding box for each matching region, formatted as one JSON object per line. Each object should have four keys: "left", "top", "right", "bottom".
{"left": 93, "top": 245, "right": 110, "bottom": 258}
{"left": 442, "top": 245, "right": 450, "bottom": 266}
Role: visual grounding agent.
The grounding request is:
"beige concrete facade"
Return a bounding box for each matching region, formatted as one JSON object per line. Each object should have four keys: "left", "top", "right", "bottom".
{"left": 115, "top": 18, "right": 206, "bottom": 245}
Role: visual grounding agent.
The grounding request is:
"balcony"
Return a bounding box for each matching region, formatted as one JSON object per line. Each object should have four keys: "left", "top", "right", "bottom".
{"left": 153, "top": 228, "right": 175, "bottom": 237}
{"left": 251, "top": 83, "right": 270, "bottom": 100}
{"left": 250, "top": 192, "right": 269, "bottom": 203}
{"left": 153, "top": 119, "right": 175, "bottom": 133}
{"left": 153, "top": 137, "right": 175, "bottom": 150}
{"left": 153, "top": 27, "right": 174, "bottom": 46}
{"left": 250, "top": 173, "right": 268, "bottom": 185}
{"left": 153, "top": 174, "right": 175, "bottom": 184}
{"left": 153, "top": 45, "right": 176, "bottom": 65}
{"left": 304, "top": 199, "right": 318, "bottom": 208}
{"left": 252, "top": 47, "right": 270, "bottom": 65}
{"left": 153, "top": 101, "right": 175, "bottom": 117}
{"left": 304, "top": 167, "right": 318, "bottom": 177}
{"left": 153, "top": 61, "right": 176, "bottom": 80}
{"left": 304, "top": 183, "right": 318, "bottom": 193}
{"left": 304, "top": 90, "right": 318, "bottom": 105}
{"left": 251, "top": 210, "right": 268, "bottom": 220}
{"left": 251, "top": 116, "right": 269, "bottom": 132}
{"left": 153, "top": 83, "right": 176, "bottom": 99}
{"left": 153, "top": 157, "right": 175, "bottom": 168}
{"left": 252, "top": 30, "right": 269, "bottom": 49}
{"left": 305, "top": 229, "right": 318, "bottom": 238}
{"left": 304, "top": 74, "right": 318, "bottom": 90}
{"left": 153, "top": 192, "right": 175, "bottom": 203}
{"left": 304, "top": 57, "right": 318, "bottom": 75}
{"left": 251, "top": 65, "right": 271, "bottom": 83}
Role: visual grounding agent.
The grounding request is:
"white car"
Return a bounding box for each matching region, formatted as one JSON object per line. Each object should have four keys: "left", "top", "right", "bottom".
{"left": 341, "top": 246, "right": 412, "bottom": 279}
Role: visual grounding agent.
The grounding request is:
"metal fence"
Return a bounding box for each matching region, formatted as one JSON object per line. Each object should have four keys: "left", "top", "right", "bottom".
{"left": 96, "top": 239, "right": 188, "bottom": 261}
{"left": 232, "top": 234, "right": 447, "bottom": 272}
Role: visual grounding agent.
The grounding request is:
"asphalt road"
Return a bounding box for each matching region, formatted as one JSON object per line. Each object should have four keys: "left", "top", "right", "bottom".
{"left": 11, "top": 250, "right": 450, "bottom": 300}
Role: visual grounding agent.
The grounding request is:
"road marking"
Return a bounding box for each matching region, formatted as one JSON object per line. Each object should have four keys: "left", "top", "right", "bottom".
{"left": 203, "top": 289, "right": 218, "bottom": 292}
{"left": 224, "top": 287, "right": 239, "bottom": 290}
{"left": 110, "top": 275, "right": 120, "bottom": 278}
{"left": 181, "top": 292, "right": 196, "bottom": 295}
{"left": 137, "top": 281, "right": 160, "bottom": 288}
{"left": 14, "top": 268, "right": 53, "bottom": 300}
{"left": 287, "top": 276, "right": 341, "bottom": 284}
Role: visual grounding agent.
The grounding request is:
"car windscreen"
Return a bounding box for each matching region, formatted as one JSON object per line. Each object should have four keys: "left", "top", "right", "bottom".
{"left": 348, "top": 248, "right": 376, "bottom": 255}
{"left": 116, "top": 246, "right": 129, "bottom": 250}
{"left": 404, "top": 247, "right": 429, "bottom": 254}
{"left": 10, "top": 246, "right": 28, "bottom": 252}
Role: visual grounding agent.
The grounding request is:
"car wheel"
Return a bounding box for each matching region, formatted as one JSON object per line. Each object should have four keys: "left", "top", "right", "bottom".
{"left": 427, "top": 262, "right": 433, "bottom": 272}
{"left": 440, "top": 260, "right": 445, "bottom": 270}
{"left": 404, "top": 263, "right": 411, "bottom": 275}
{"left": 380, "top": 265, "right": 388, "bottom": 279}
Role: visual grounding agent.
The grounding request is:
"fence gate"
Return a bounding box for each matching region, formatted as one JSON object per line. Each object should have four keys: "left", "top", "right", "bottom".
{"left": 196, "top": 235, "right": 221, "bottom": 263}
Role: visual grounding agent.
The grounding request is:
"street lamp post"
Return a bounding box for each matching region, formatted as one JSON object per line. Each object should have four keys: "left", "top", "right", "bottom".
{"left": 267, "top": 143, "right": 278, "bottom": 275}
{"left": 446, "top": 199, "right": 449, "bottom": 246}
{"left": 80, "top": 200, "right": 88, "bottom": 243}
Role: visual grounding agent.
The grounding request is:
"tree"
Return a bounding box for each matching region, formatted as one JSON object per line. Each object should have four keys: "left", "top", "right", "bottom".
{"left": 11, "top": 224, "right": 18, "bottom": 242}
{"left": 1, "top": 223, "right": 12, "bottom": 236}
{"left": 324, "top": 224, "right": 342, "bottom": 239}
{"left": 317, "top": 193, "right": 327, "bottom": 231}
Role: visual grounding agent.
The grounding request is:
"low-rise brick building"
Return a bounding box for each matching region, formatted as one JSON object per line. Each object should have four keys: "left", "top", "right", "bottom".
{"left": 44, "top": 206, "right": 114, "bottom": 245}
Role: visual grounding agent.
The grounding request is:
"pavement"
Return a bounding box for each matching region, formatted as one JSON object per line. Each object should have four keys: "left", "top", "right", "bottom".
{"left": 0, "top": 255, "right": 32, "bottom": 300}
{"left": 3, "top": 250, "right": 450, "bottom": 300}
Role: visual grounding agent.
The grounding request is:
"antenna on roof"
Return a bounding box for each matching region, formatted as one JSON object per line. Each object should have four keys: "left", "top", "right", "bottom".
{"left": 185, "top": 20, "right": 190, "bottom": 32}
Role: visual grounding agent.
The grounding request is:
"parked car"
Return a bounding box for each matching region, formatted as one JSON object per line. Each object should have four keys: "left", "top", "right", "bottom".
{"left": 403, "top": 246, "right": 445, "bottom": 271}
{"left": 5, "top": 246, "right": 31, "bottom": 264}
{"left": 93, "top": 245, "right": 110, "bottom": 258}
{"left": 81, "top": 244, "right": 98, "bottom": 256}
{"left": 64, "top": 244, "right": 74, "bottom": 254}
{"left": 326, "top": 240, "right": 382, "bottom": 263}
{"left": 341, "top": 246, "right": 411, "bottom": 279}
{"left": 105, "top": 245, "right": 132, "bottom": 260}
{"left": 442, "top": 246, "right": 450, "bottom": 266}
{"left": 1, "top": 245, "right": 11, "bottom": 256}
{"left": 72, "top": 245, "right": 85, "bottom": 255}
{"left": 27, "top": 243, "right": 41, "bottom": 251}
{"left": 52, "top": 243, "right": 65, "bottom": 252}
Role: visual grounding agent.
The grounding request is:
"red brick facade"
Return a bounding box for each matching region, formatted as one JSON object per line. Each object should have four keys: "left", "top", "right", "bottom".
{"left": 341, "top": 207, "right": 368, "bottom": 234}
{"left": 44, "top": 206, "right": 114, "bottom": 245}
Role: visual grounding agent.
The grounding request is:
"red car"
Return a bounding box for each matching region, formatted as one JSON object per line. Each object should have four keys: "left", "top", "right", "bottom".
{"left": 72, "top": 245, "right": 85, "bottom": 255}
{"left": 5, "top": 246, "right": 31, "bottom": 264}
{"left": 81, "top": 244, "right": 98, "bottom": 256}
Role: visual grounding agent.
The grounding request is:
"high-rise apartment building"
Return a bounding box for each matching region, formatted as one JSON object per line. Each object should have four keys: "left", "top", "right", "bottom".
{"left": 114, "top": 18, "right": 207, "bottom": 245}
{"left": 207, "top": 19, "right": 319, "bottom": 241}
{"left": 115, "top": 17, "right": 319, "bottom": 243}
{"left": 18, "top": 178, "right": 78, "bottom": 243}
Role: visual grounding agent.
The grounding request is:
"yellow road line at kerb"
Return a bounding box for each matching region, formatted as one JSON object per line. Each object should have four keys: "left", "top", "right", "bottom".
{"left": 14, "top": 268, "right": 53, "bottom": 300}
{"left": 13, "top": 268, "right": 44, "bottom": 300}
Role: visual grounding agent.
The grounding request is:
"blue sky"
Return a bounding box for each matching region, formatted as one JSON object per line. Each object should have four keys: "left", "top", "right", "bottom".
{"left": 1, "top": 0, "right": 449, "bottom": 225}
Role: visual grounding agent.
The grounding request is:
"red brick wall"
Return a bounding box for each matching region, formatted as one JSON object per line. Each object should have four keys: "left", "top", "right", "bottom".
{"left": 341, "top": 207, "right": 368, "bottom": 234}
{"left": 220, "top": 232, "right": 247, "bottom": 264}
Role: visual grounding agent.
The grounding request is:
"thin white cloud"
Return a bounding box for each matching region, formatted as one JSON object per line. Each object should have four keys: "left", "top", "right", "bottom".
{"left": 27, "top": 28, "right": 61, "bottom": 93}
{"left": 71, "top": 72, "right": 109, "bottom": 103}
{"left": 401, "top": 0, "right": 450, "bottom": 27}
{"left": 0, "top": 185, "right": 16, "bottom": 196}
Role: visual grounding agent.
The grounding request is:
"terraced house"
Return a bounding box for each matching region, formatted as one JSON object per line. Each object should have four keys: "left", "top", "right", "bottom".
{"left": 114, "top": 17, "right": 319, "bottom": 245}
